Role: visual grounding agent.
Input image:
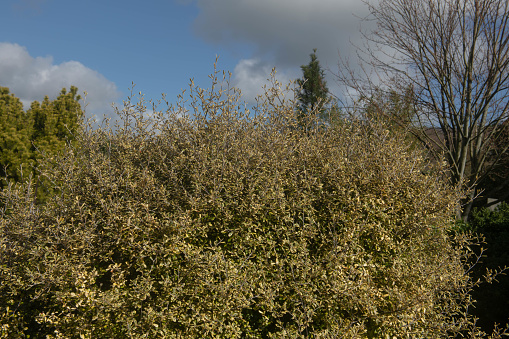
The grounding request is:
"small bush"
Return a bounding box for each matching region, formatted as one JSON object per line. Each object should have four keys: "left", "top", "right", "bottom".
{"left": 471, "top": 202, "right": 509, "bottom": 232}
{"left": 0, "top": 69, "right": 491, "bottom": 338}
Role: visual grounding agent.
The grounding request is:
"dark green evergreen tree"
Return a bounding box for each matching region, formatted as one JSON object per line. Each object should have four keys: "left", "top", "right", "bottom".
{"left": 297, "top": 49, "right": 329, "bottom": 129}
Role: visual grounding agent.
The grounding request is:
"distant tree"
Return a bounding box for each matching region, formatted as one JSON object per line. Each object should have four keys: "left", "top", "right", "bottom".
{"left": 0, "top": 87, "right": 32, "bottom": 188}
{"left": 297, "top": 49, "right": 330, "bottom": 129}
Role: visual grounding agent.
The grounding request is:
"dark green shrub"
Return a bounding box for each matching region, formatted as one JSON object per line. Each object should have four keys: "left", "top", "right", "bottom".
{"left": 0, "top": 70, "right": 495, "bottom": 338}
{"left": 471, "top": 203, "right": 509, "bottom": 232}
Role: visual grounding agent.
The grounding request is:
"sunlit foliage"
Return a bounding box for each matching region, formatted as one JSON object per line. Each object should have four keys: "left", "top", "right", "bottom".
{"left": 0, "top": 70, "right": 500, "bottom": 338}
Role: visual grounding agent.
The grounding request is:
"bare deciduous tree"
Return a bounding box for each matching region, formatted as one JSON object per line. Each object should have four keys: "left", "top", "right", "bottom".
{"left": 342, "top": 0, "right": 509, "bottom": 220}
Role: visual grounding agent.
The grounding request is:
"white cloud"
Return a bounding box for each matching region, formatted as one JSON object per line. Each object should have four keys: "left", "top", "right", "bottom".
{"left": 232, "top": 58, "right": 298, "bottom": 103}
{"left": 191, "top": 0, "right": 376, "bottom": 103}
{"left": 0, "top": 42, "right": 121, "bottom": 121}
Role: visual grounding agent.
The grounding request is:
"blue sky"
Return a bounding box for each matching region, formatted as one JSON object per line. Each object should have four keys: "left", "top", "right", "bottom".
{"left": 1, "top": 0, "right": 371, "bottom": 122}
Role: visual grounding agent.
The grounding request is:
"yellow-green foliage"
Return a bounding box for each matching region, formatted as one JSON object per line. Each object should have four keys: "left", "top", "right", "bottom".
{"left": 0, "top": 71, "right": 484, "bottom": 338}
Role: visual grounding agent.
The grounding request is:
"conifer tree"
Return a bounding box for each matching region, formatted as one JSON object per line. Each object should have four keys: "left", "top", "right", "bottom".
{"left": 297, "top": 49, "right": 329, "bottom": 129}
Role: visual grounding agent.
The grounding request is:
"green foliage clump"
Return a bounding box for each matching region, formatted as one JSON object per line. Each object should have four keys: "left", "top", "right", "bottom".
{"left": 470, "top": 203, "right": 509, "bottom": 233}
{"left": 0, "top": 71, "right": 488, "bottom": 338}
{"left": 454, "top": 203, "right": 509, "bottom": 234}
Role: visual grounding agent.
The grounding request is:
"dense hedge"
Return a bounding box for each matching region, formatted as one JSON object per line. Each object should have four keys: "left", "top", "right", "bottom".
{"left": 0, "top": 73, "right": 488, "bottom": 338}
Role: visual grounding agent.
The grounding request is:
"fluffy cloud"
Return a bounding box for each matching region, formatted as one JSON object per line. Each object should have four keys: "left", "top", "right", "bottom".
{"left": 232, "top": 58, "right": 298, "bottom": 103}
{"left": 191, "top": 0, "right": 375, "bottom": 101}
{"left": 0, "top": 42, "right": 120, "bottom": 120}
